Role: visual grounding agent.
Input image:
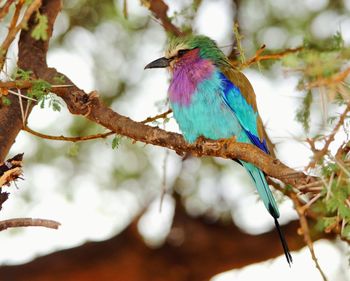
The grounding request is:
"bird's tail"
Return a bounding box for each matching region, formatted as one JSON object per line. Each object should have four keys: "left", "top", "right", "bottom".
{"left": 241, "top": 161, "right": 293, "bottom": 265}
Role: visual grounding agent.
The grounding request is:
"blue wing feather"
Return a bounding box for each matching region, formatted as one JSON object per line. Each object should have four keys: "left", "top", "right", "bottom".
{"left": 219, "top": 72, "right": 269, "bottom": 153}
{"left": 245, "top": 131, "right": 269, "bottom": 154}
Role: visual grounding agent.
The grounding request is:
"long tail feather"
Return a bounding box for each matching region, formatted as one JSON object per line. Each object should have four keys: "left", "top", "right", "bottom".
{"left": 273, "top": 215, "right": 293, "bottom": 266}
{"left": 241, "top": 161, "right": 293, "bottom": 265}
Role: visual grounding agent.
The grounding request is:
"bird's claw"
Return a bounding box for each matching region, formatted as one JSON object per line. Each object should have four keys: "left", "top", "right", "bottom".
{"left": 194, "top": 136, "right": 237, "bottom": 151}
{"left": 218, "top": 136, "right": 237, "bottom": 150}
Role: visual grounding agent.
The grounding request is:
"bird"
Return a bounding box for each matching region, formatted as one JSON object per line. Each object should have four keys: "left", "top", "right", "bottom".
{"left": 145, "top": 34, "right": 292, "bottom": 265}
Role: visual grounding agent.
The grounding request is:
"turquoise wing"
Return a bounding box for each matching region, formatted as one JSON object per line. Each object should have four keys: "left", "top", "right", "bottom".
{"left": 219, "top": 72, "right": 269, "bottom": 153}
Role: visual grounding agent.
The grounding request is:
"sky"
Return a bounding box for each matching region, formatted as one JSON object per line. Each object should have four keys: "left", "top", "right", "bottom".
{"left": 1, "top": 0, "right": 350, "bottom": 280}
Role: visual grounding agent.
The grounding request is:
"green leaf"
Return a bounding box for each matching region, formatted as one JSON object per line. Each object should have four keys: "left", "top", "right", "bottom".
{"left": 325, "top": 197, "right": 339, "bottom": 213}
{"left": 53, "top": 75, "right": 66, "bottom": 85}
{"left": 12, "top": 68, "right": 32, "bottom": 80}
{"left": 112, "top": 135, "right": 122, "bottom": 149}
{"left": 315, "top": 216, "right": 337, "bottom": 232}
{"left": 29, "top": 79, "right": 51, "bottom": 99}
{"left": 295, "top": 90, "right": 312, "bottom": 132}
{"left": 343, "top": 224, "right": 350, "bottom": 239}
{"left": 31, "top": 12, "right": 48, "bottom": 41}
{"left": 41, "top": 94, "right": 62, "bottom": 112}
{"left": 331, "top": 31, "right": 344, "bottom": 50}
{"left": 1, "top": 96, "right": 11, "bottom": 106}
{"left": 40, "top": 98, "right": 45, "bottom": 109}
{"left": 67, "top": 143, "right": 79, "bottom": 157}
{"left": 282, "top": 54, "right": 299, "bottom": 68}
{"left": 321, "top": 162, "right": 338, "bottom": 177}
{"left": 339, "top": 204, "right": 350, "bottom": 220}
{"left": 51, "top": 100, "right": 62, "bottom": 112}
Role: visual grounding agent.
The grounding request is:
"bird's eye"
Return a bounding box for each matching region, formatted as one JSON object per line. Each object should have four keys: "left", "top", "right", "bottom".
{"left": 177, "top": 49, "right": 189, "bottom": 57}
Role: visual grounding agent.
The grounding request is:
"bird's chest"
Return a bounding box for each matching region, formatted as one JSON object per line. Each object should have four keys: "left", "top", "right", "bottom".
{"left": 169, "top": 72, "right": 242, "bottom": 143}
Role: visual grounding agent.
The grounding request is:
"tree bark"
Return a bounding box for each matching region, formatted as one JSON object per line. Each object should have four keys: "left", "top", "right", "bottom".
{"left": 0, "top": 0, "right": 61, "bottom": 161}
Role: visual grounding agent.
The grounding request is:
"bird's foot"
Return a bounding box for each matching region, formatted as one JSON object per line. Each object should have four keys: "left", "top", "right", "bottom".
{"left": 194, "top": 136, "right": 237, "bottom": 152}
{"left": 194, "top": 136, "right": 207, "bottom": 146}
{"left": 217, "top": 136, "right": 237, "bottom": 150}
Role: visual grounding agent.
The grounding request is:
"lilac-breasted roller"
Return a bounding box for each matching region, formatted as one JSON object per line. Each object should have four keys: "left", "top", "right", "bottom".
{"left": 145, "top": 35, "right": 292, "bottom": 265}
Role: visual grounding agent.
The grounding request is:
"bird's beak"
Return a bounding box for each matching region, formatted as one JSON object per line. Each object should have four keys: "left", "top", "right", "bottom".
{"left": 144, "top": 57, "right": 170, "bottom": 69}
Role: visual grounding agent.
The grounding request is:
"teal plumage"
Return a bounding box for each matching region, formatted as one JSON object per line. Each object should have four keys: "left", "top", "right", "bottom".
{"left": 145, "top": 35, "right": 292, "bottom": 265}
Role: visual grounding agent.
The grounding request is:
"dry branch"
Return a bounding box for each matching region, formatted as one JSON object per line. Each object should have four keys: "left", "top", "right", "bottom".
{"left": 0, "top": 153, "right": 23, "bottom": 187}
{"left": 0, "top": 0, "right": 16, "bottom": 20}
{"left": 0, "top": 0, "right": 42, "bottom": 69}
{"left": 0, "top": 0, "right": 62, "bottom": 161}
{"left": 21, "top": 109, "right": 172, "bottom": 143}
{"left": 307, "top": 103, "right": 350, "bottom": 168}
{"left": 0, "top": 218, "right": 60, "bottom": 231}
{"left": 142, "top": 0, "right": 183, "bottom": 36}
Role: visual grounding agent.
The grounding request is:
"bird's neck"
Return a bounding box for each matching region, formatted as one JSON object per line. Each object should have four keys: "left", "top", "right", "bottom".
{"left": 169, "top": 52, "right": 216, "bottom": 106}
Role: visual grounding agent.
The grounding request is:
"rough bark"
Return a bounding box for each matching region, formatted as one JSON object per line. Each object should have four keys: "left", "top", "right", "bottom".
{"left": 0, "top": 0, "right": 61, "bottom": 161}
{"left": 0, "top": 94, "right": 26, "bottom": 161}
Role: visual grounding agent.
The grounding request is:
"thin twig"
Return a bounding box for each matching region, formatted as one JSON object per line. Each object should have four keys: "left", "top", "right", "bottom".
{"left": 305, "top": 66, "right": 350, "bottom": 90}
{"left": 300, "top": 193, "right": 322, "bottom": 213}
{"left": 159, "top": 147, "right": 169, "bottom": 212}
{"left": 297, "top": 180, "right": 323, "bottom": 190}
{"left": 17, "top": 88, "right": 25, "bottom": 125}
{"left": 0, "top": 0, "right": 42, "bottom": 69}
{"left": 0, "top": 218, "right": 60, "bottom": 231}
{"left": 0, "top": 80, "right": 73, "bottom": 89}
{"left": 123, "top": 0, "right": 128, "bottom": 19}
{"left": 23, "top": 109, "right": 173, "bottom": 143}
{"left": 23, "top": 99, "right": 31, "bottom": 124}
{"left": 8, "top": 89, "right": 37, "bottom": 101}
{"left": 8, "top": 0, "right": 24, "bottom": 34}
{"left": 22, "top": 126, "right": 115, "bottom": 142}
{"left": 232, "top": 46, "right": 303, "bottom": 68}
{"left": 291, "top": 193, "right": 328, "bottom": 281}
{"left": 142, "top": 0, "right": 182, "bottom": 36}
{"left": 141, "top": 109, "right": 172, "bottom": 124}
{"left": 326, "top": 172, "right": 334, "bottom": 201}
{"left": 307, "top": 103, "right": 350, "bottom": 169}
{"left": 0, "top": 0, "right": 15, "bottom": 21}
{"left": 329, "top": 154, "right": 350, "bottom": 177}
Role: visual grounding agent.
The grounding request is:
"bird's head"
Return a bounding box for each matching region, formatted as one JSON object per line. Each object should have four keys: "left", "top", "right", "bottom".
{"left": 145, "top": 35, "right": 229, "bottom": 71}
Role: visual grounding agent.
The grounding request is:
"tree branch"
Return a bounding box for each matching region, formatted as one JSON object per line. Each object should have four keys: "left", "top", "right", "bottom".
{"left": 51, "top": 86, "right": 316, "bottom": 188}
{"left": 0, "top": 0, "right": 62, "bottom": 161}
{"left": 21, "top": 109, "right": 172, "bottom": 143}
{"left": 291, "top": 192, "right": 328, "bottom": 281}
{"left": 142, "top": 0, "right": 183, "bottom": 36}
{"left": 0, "top": 0, "right": 16, "bottom": 21}
{"left": 0, "top": 153, "right": 23, "bottom": 188}
{"left": 0, "top": 218, "right": 60, "bottom": 231}
{"left": 0, "top": 0, "right": 42, "bottom": 69}
{"left": 306, "top": 103, "right": 350, "bottom": 168}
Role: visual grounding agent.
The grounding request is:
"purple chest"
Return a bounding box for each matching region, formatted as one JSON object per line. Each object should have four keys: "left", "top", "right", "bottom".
{"left": 168, "top": 51, "right": 215, "bottom": 106}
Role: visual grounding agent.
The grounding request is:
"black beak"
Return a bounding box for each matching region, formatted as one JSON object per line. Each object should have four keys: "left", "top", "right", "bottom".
{"left": 144, "top": 57, "right": 170, "bottom": 69}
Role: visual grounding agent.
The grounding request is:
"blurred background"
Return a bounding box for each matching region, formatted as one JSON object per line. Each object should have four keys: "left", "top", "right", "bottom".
{"left": 1, "top": 0, "right": 350, "bottom": 280}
